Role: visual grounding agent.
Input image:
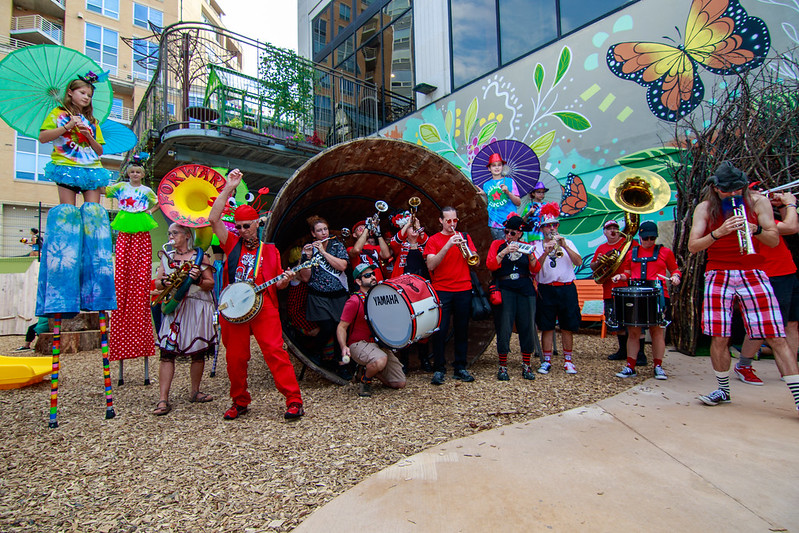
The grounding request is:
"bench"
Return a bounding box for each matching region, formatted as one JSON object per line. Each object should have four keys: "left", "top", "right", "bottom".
{"left": 574, "top": 279, "right": 606, "bottom": 338}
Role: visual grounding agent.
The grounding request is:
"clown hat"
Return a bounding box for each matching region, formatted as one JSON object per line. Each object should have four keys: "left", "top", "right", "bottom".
{"left": 487, "top": 153, "right": 506, "bottom": 167}
{"left": 539, "top": 202, "right": 560, "bottom": 225}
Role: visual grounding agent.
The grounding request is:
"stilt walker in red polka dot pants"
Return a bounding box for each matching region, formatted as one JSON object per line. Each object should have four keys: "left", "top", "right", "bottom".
{"left": 209, "top": 169, "right": 304, "bottom": 421}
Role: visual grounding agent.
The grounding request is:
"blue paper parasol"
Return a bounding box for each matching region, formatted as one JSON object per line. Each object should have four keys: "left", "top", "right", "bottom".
{"left": 471, "top": 139, "right": 541, "bottom": 196}
{"left": 99, "top": 119, "right": 138, "bottom": 155}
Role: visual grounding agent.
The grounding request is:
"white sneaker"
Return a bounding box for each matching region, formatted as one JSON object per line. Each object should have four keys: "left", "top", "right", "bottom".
{"left": 615, "top": 367, "right": 637, "bottom": 378}
{"left": 653, "top": 366, "right": 668, "bottom": 380}
{"left": 538, "top": 362, "right": 552, "bottom": 374}
{"left": 564, "top": 361, "right": 577, "bottom": 374}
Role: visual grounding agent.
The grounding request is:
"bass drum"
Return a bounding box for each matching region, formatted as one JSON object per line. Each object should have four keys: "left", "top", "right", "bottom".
{"left": 365, "top": 274, "right": 440, "bottom": 349}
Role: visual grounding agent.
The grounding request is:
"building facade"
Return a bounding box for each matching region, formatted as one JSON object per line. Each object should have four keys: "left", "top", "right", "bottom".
{"left": 298, "top": 0, "right": 799, "bottom": 264}
{"left": 0, "top": 0, "right": 230, "bottom": 257}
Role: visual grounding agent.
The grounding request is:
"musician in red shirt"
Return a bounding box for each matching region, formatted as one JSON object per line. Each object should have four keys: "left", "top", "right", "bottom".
{"left": 612, "top": 221, "right": 680, "bottom": 380}
{"left": 688, "top": 162, "right": 799, "bottom": 412}
{"left": 735, "top": 190, "right": 799, "bottom": 385}
{"left": 425, "top": 206, "right": 479, "bottom": 385}
{"left": 348, "top": 219, "right": 391, "bottom": 281}
{"left": 591, "top": 220, "right": 645, "bottom": 365}
{"left": 336, "top": 263, "right": 406, "bottom": 397}
{"left": 209, "top": 169, "right": 304, "bottom": 421}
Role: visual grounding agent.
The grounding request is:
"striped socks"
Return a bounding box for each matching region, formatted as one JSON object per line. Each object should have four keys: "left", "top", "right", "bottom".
{"left": 785, "top": 375, "right": 799, "bottom": 410}
{"left": 715, "top": 371, "right": 731, "bottom": 396}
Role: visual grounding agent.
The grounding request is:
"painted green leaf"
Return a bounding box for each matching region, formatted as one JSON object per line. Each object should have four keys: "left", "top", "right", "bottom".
{"left": 445, "top": 109, "right": 453, "bottom": 137}
{"left": 557, "top": 190, "right": 622, "bottom": 235}
{"left": 464, "top": 97, "right": 478, "bottom": 141}
{"left": 534, "top": 64, "right": 544, "bottom": 92}
{"left": 616, "top": 146, "right": 683, "bottom": 184}
{"left": 553, "top": 111, "right": 591, "bottom": 131}
{"left": 476, "top": 121, "right": 498, "bottom": 146}
{"left": 530, "top": 130, "right": 556, "bottom": 156}
{"left": 554, "top": 47, "right": 571, "bottom": 87}
{"left": 419, "top": 123, "right": 441, "bottom": 144}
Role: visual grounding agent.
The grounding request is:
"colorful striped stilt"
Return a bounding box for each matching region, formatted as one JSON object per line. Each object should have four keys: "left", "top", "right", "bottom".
{"left": 48, "top": 314, "right": 61, "bottom": 428}
{"left": 99, "top": 311, "right": 116, "bottom": 419}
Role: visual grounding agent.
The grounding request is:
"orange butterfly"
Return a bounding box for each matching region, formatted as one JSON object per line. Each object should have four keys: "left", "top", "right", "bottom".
{"left": 560, "top": 173, "right": 588, "bottom": 217}
{"left": 607, "top": 0, "right": 770, "bottom": 122}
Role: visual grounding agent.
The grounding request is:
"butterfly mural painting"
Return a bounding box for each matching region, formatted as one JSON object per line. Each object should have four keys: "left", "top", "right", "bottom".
{"left": 606, "top": 0, "right": 771, "bottom": 122}
{"left": 560, "top": 173, "right": 589, "bottom": 217}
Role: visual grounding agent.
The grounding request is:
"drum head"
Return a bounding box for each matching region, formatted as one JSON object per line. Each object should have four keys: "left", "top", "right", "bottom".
{"left": 365, "top": 283, "right": 413, "bottom": 348}
{"left": 220, "top": 283, "right": 257, "bottom": 319}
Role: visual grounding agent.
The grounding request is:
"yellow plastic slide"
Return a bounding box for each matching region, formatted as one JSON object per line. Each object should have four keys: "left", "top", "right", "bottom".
{"left": 0, "top": 355, "right": 52, "bottom": 390}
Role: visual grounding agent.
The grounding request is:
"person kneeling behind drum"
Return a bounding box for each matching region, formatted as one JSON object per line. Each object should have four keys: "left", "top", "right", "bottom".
{"left": 611, "top": 221, "right": 680, "bottom": 381}
{"left": 336, "top": 263, "right": 407, "bottom": 397}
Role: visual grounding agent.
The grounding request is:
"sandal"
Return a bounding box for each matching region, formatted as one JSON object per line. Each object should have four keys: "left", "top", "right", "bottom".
{"left": 189, "top": 391, "right": 213, "bottom": 403}
{"left": 153, "top": 400, "right": 171, "bottom": 416}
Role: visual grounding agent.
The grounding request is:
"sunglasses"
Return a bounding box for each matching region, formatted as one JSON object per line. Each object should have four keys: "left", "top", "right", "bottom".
{"left": 235, "top": 223, "right": 253, "bottom": 230}
{"left": 360, "top": 272, "right": 375, "bottom": 279}
{"left": 444, "top": 218, "right": 459, "bottom": 224}
{"left": 504, "top": 229, "right": 519, "bottom": 236}
{"left": 641, "top": 236, "right": 657, "bottom": 241}
{"left": 605, "top": 227, "right": 619, "bottom": 231}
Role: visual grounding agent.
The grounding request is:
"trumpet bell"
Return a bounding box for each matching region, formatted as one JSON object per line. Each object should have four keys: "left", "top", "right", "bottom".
{"left": 607, "top": 169, "right": 671, "bottom": 215}
{"left": 408, "top": 196, "right": 421, "bottom": 208}
{"left": 375, "top": 200, "right": 389, "bottom": 213}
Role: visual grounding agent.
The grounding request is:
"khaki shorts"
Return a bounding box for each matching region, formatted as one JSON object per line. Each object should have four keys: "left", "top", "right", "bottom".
{"left": 348, "top": 340, "right": 406, "bottom": 386}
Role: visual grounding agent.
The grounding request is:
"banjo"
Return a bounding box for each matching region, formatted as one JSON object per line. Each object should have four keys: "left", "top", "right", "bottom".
{"left": 218, "top": 256, "right": 321, "bottom": 323}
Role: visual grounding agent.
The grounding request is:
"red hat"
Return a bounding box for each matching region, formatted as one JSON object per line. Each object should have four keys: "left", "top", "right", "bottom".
{"left": 352, "top": 220, "right": 366, "bottom": 235}
{"left": 539, "top": 202, "right": 561, "bottom": 225}
{"left": 234, "top": 205, "right": 259, "bottom": 221}
{"left": 487, "top": 153, "right": 506, "bottom": 167}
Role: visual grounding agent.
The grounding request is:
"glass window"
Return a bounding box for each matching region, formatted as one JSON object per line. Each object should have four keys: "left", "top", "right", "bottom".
{"left": 110, "top": 97, "right": 123, "bottom": 120}
{"left": 312, "top": 9, "right": 330, "bottom": 56}
{"left": 85, "top": 23, "right": 118, "bottom": 75}
{"left": 132, "top": 38, "right": 158, "bottom": 80}
{"left": 498, "top": 0, "right": 556, "bottom": 64}
{"left": 358, "top": 35, "right": 381, "bottom": 86}
{"left": 335, "top": 34, "right": 356, "bottom": 72}
{"left": 133, "top": 3, "right": 163, "bottom": 29}
{"left": 15, "top": 134, "right": 53, "bottom": 182}
{"left": 387, "top": 11, "right": 414, "bottom": 99}
{"left": 450, "top": 0, "right": 498, "bottom": 88}
{"left": 315, "top": 94, "right": 333, "bottom": 127}
{"left": 559, "top": 0, "right": 633, "bottom": 34}
{"left": 339, "top": 2, "right": 351, "bottom": 22}
{"left": 86, "top": 0, "right": 119, "bottom": 19}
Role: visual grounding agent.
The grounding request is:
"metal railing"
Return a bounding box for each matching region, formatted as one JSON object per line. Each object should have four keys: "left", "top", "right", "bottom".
{"left": 11, "top": 15, "right": 63, "bottom": 44}
{"left": 127, "top": 22, "right": 415, "bottom": 155}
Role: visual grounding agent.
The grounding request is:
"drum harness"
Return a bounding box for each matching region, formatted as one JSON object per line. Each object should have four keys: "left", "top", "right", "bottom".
{"left": 631, "top": 245, "right": 667, "bottom": 322}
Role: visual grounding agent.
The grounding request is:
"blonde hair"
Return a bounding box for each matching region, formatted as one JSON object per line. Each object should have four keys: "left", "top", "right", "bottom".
{"left": 125, "top": 164, "right": 145, "bottom": 181}
{"left": 62, "top": 79, "right": 96, "bottom": 123}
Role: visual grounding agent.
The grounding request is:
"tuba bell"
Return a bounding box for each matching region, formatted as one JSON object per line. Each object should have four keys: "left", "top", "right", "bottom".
{"left": 592, "top": 169, "right": 671, "bottom": 284}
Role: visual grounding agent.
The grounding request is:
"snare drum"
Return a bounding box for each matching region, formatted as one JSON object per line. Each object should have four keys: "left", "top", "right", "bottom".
{"left": 612, "top": 286, "right": 662, "bottom": 327}
{"left": 365, "top": 274, "right": 440, "bottom": 349}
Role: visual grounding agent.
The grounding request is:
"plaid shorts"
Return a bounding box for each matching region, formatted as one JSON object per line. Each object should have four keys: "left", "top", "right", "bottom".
{"left": 702, "top": 269, "right": 785, "bottom": 339}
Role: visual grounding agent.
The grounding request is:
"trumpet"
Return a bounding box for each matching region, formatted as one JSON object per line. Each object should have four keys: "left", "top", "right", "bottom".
{"left": 366, "top": 200, "right": 388, "bottom": 236}
{"left": 409, "top": 196, "right": 421, "bottom": 228}
{"left": 730, "top": 196, "right": 756, "bottom": 255}
{"left": 548, "top": 229, "right": 564, "bottom": 258}
{"left": 458, "top": 232, "right": 480, "bottom": 266}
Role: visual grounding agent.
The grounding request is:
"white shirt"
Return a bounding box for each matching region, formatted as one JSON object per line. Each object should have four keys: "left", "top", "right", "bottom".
{"left": 532, "top": 238, "right": 579, "bottom": 284}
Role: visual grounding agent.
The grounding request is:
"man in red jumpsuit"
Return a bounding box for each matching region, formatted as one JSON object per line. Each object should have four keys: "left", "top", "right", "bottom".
{"left": 209, "top": 169, "right": 304, "bottom": 420}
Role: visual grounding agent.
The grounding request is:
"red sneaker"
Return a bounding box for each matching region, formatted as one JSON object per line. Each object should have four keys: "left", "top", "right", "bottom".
{"left": 734, "top": 366, "right": 763, "bottom": 386}
{"left": 284, "top": 402, "right": 305, "bottom": 420}
{"left": 223, "top": 403, "right": 249, "bottom": 420}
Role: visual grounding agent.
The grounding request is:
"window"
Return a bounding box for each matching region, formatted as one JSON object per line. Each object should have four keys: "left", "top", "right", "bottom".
{"left": 110, "top": 98, "right": 124, "bottom": 120}
{"left": 560, "top": 0, "right": 633, "bottom": 34}
{"left": 312, "top": 11, "right": 329, "bottom": 56}
{"left": 132, "top": 38, "right": 158, "bottom": 80}
{"left": 315, "top": 95, "right": 333, "bottom": 127}
{"left": 339, "top": 2, "right": 351, "bottom": 21}
{"left": 451, "top": 0, "right": 498, "bottom": 88}
{"left": 499, "top": 0, "right": 557, "bottom": 64}
{"left": 15, "top": 134, "right": 53, "bottom": 182}
{"left": 85, "top": 23, "right": 118, "bottom": 75}
{"left": 133, "top": 3, "right": 163, "bottom": 30}
{"left": 86, "top": 0, "right": 119, "bottom": 19}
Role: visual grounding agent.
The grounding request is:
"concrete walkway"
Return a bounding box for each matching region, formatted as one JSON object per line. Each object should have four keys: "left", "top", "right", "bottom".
{"left": 295, "top": 351, "right": 799, "bottom": 532}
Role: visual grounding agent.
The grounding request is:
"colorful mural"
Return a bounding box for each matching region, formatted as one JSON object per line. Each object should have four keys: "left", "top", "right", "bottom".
{"left": 378, "top": 0, "right": 792, "bottom": 270}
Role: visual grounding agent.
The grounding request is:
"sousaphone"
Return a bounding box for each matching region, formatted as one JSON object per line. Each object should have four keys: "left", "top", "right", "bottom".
{"left": 593, "top": 169, "right": 671, "bottom": 284}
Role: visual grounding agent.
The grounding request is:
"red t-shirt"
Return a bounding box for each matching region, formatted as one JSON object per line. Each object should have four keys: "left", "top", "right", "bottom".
{"left": 426, "top": 231, "right": 475, "bottom": 292}
{"left": 348, "top": 244, "right": 385, "bottom": 281}
{"left": 756, "top": 233, "right": 797, "bottom": 277}
{"left": 221, "top": 232, "right": 282, "bottom": 309}
{"left": 624, "top": 245, "right": 680, "bottom": 298}
{"left": 340, "top": 292, "right": 374, "bottom": 344}
{"left": 593, "top": 239, "right": 637, "bottom": 299}
{"left": 390, "top": 233, "right": 429, "bottom": 278}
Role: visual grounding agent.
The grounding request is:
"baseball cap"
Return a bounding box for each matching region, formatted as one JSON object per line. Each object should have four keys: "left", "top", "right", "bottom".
{"left": 638, "top": 221, "right": 658, "bottom": 238}
{"left": 603, "top": 220, "right": 620, "bottom": 229}
{"left": 353, "top": 263, "right": 375, "bottom": 279}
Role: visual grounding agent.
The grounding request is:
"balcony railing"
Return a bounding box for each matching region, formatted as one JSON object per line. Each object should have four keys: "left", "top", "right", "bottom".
{"left": 10, "top": 15, "right": 63, "bottom": 45}
{"left": 127, "top": 22, "right": 415, "bottom": 156}
{"left": 108, "top": 106, "right": 134, "bottom": 123}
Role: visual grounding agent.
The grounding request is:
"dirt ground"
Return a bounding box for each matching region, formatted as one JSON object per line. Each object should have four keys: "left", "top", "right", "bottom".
{"left": 0, "top": 330, "right": 651, "bottom": 532}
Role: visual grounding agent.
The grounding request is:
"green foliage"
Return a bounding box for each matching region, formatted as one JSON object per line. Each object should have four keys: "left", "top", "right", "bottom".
{"left": 534, "top": 64, "right": 545, "bottom": 92}
{"left": 258, "top": 43, "right": 315, "bottom": 132}
{"left": 553, "top": 111, "right": 591, "bottom": 131}
{"left": 554, "top": 47, "right": 571, "bottom": 87}
{"left": 530, "top": 130, "right": 556, "bottom": 156}
{"left": 464, "top": 97, "right": 478, "bottom": 142}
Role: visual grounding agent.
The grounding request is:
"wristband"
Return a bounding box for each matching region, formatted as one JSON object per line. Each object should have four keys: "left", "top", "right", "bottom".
{"left": 753, "top": 225, "right": 763, "bottom": 236}
{"left": 709, "top": 231, "right": 719, "bottom": 240}
{"left": 786, "top": 204, "right": 797, "bottom": 208}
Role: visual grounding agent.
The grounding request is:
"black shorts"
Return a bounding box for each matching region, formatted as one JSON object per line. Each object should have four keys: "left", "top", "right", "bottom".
{"left": 57, "top": 182, "right": 85, "bottom": 194}
{"left": 536, "top": 282, "right": 581, "bottom": 332}
{"left": 768, "top": 273, "right": 799, "bottom": 323}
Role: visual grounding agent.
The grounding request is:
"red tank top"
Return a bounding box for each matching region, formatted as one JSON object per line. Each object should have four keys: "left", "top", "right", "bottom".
{"left": 705, "top": 209, "right": 764, "bottom": 271}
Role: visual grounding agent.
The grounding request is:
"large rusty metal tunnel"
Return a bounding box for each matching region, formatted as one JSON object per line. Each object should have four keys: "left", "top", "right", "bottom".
{"left": 265, "top": 138, "right": 496, "bottom": 383}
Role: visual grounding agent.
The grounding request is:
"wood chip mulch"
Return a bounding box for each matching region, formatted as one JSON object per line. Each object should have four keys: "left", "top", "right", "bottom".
{"left": 0, "top": 331, "right": 648, "bottom": 532}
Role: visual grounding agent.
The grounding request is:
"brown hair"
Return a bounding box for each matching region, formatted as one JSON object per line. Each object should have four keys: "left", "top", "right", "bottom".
{"left": 702, "top": 185, "right": 753, "bottom": 225}
{"left": 306, "top": 215, "right": 328, "bottom": 233}
{"left": 62, "top": 79, "right": 96, "bottom": 123}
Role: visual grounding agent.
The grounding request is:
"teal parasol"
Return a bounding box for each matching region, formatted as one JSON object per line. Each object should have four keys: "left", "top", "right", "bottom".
{"left": 0, "top": 45, "right": 113, "bottom": 138}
